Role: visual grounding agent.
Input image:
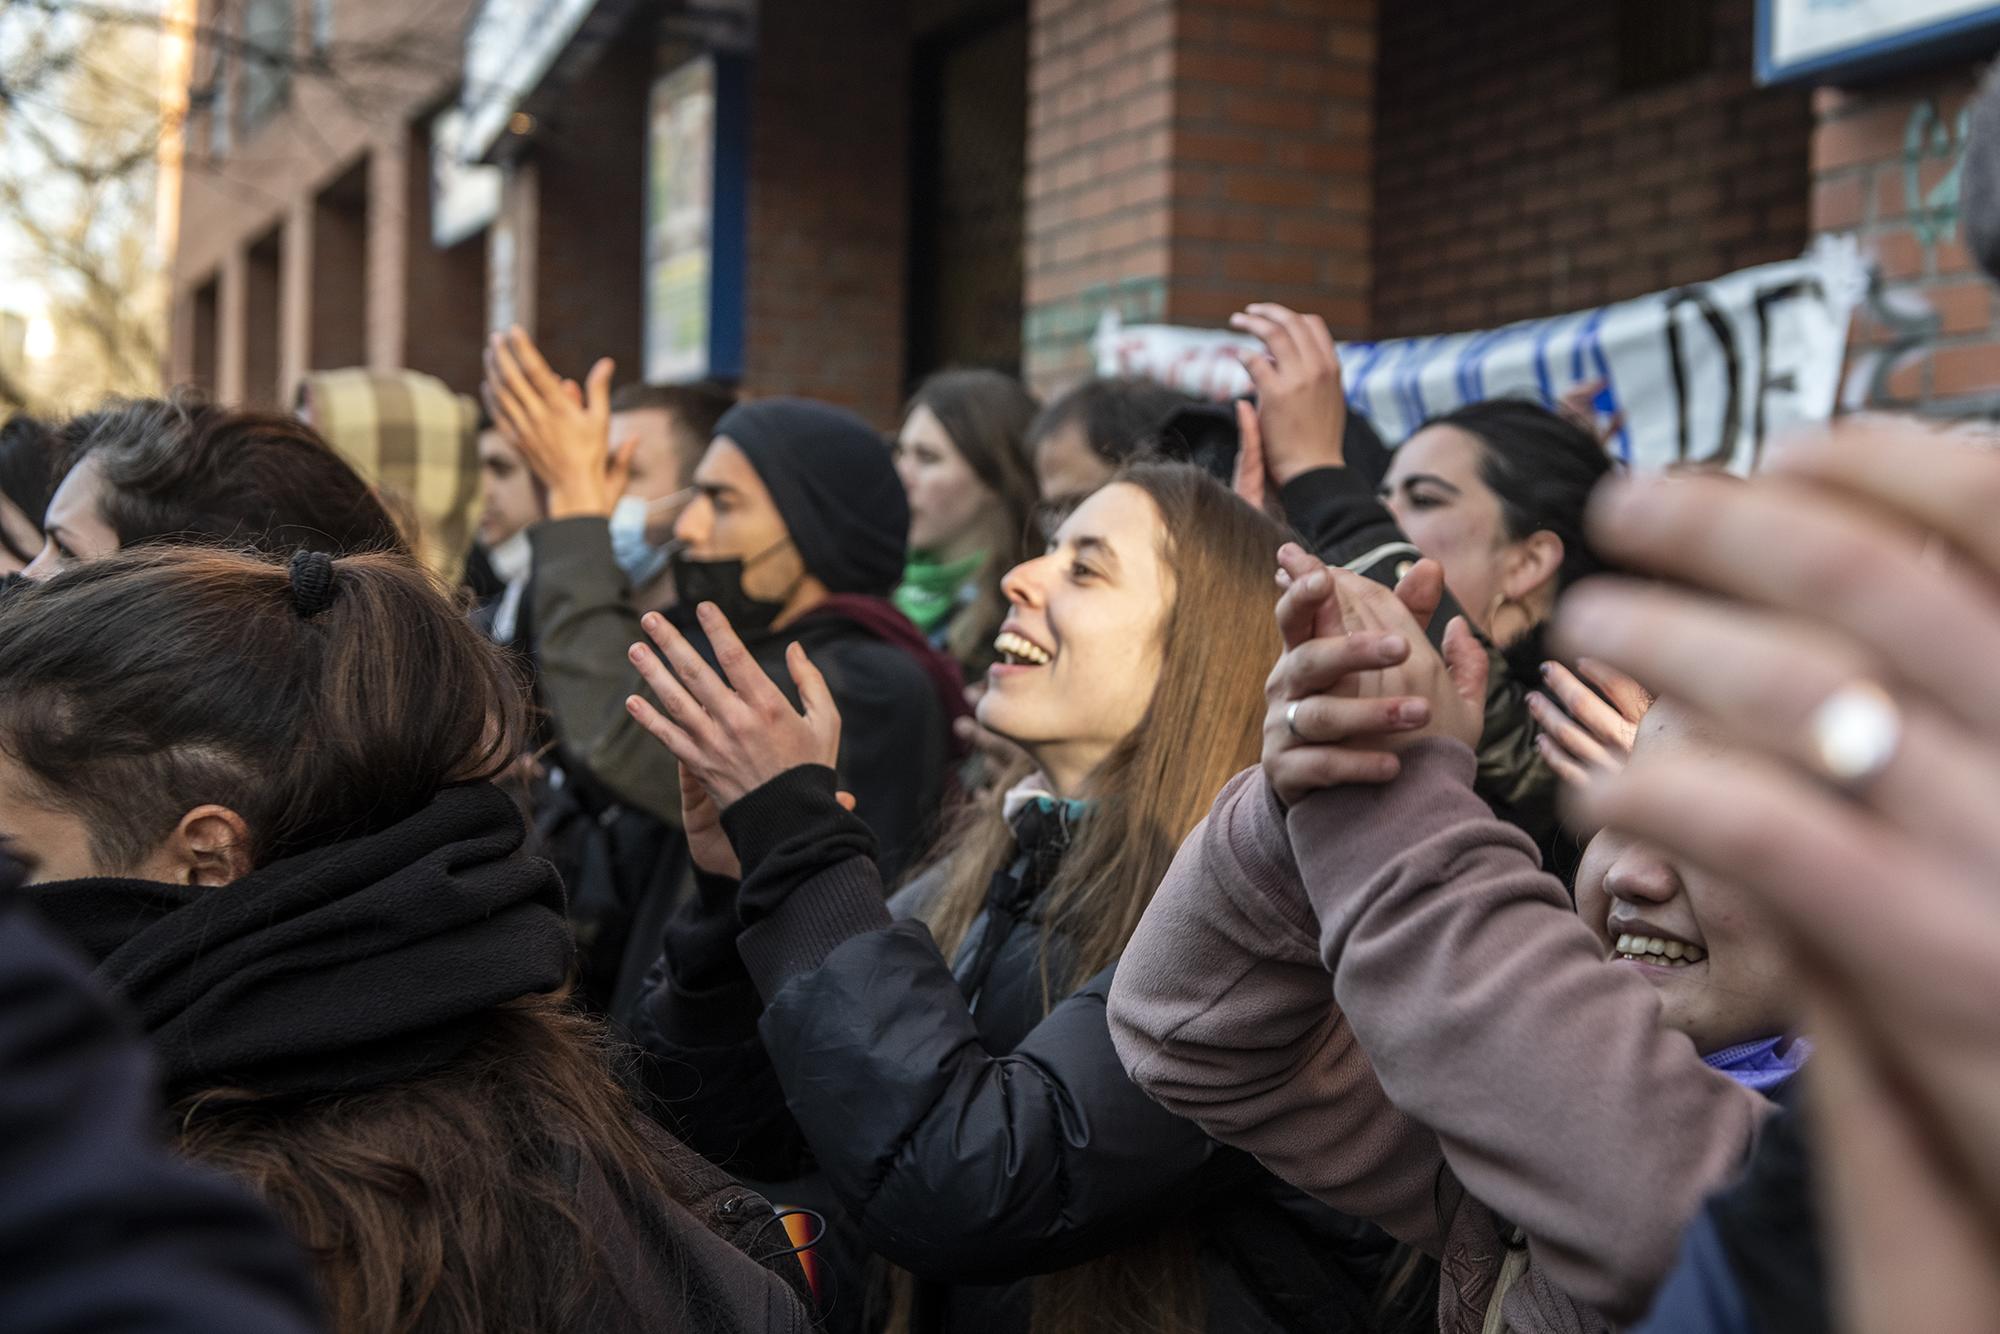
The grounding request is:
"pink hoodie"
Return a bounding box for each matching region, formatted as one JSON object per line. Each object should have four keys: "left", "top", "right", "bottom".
{"left": 1106, "top": 739, "right": 1769, "bottom": 1333}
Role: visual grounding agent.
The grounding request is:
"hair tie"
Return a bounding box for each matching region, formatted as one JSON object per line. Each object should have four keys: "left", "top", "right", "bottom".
{"left": 289, "top": 549, "right": 338, "bottom": 618}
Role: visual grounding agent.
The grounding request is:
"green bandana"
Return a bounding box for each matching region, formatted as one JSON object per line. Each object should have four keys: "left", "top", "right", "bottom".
{"left": 894, "top": 550, "right": 986, "bottom": 633}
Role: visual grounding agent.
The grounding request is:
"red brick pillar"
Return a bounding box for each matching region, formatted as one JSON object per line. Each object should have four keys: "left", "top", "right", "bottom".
{"left": 1812, "top": 66, "right": 1999, "bottom": 411}
{"left": 1023, "top": 0, "right": 1377, "bottom": 395}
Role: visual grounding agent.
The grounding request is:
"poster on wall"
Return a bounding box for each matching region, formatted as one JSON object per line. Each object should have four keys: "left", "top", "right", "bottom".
{"left": 646, "top": 58, "right": 718, "bottom": 383}
{"left": 1095, "top": 238, "right": 1869, "bottom": 477}
{"left": 1756, "top": 0, "right": 2000, "bottom": 84}
{"left": 643, "top": 54, "right": 746, "bottom": 384}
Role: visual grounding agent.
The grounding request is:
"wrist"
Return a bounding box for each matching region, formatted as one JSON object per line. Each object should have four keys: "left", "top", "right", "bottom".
{"left": 546, "top": 485, "right": 616, "bottom": 520}
{"left": 1269, "top": 447, "right": 1346, "bottom": 487}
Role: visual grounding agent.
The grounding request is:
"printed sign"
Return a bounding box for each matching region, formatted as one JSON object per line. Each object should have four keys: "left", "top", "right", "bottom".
{"left": 1095, "top": 239, "right": 1868, "bottom": 475}
{"left": 1756, "top": 0, "right": 2000, "bottom": 84}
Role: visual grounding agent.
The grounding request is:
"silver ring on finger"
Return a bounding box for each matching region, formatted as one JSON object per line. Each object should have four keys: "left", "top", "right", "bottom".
{"left": 1286, "top": 699, "right": 1308, "bottom": 743}
{"left": 1807, "top": 680, "right": 1902, "bottom": 791}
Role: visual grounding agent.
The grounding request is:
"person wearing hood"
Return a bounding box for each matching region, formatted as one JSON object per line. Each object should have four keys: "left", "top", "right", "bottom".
{"left": 296, "top": 368, "right": 484, "bottom": 581}
{"left": 0, "top": 545, "right": 815, "bottom": 1334}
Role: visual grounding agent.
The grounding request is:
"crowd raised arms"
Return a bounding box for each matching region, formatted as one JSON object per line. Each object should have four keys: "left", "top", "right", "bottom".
{"left": 5, "top": 98, "right": 2000, "bottom": 1334}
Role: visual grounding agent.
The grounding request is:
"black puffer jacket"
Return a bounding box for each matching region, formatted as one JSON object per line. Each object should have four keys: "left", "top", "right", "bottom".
{"left": 633, "top": 767, "right": 1397, "bottom": 1334}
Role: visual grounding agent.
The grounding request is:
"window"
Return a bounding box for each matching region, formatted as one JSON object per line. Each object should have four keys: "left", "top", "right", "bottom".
{"left": 239, "top": 0, "right": 294, "bottom": 136}
{"left": 205, "top": 47, "right": 232, "bottom": 156}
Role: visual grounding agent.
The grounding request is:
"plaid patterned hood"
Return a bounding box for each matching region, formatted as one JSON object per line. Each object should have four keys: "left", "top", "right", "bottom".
{"left": 301, "top": 369, "right": 480, "bottom": 581}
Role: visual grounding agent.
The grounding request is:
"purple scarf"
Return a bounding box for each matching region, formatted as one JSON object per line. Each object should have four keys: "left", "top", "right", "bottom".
{"left": 1702, "top": 1036, "right": 1811, "bottom": 1092}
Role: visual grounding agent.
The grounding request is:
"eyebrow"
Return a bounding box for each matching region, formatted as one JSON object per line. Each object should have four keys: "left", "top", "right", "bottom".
{"left": 1392, "top": 473, "right": 1462, "bottom": 497}
{"left": 694, "top": 481, "right": 742, "bottom": 501}
{"left": 1071, "top": 535, "right": 1122, "bottom": 571}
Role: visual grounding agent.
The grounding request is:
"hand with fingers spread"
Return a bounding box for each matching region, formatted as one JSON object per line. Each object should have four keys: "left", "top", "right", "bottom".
{"left": 482, "top": 326, "right": 637, "bottom": 520}
{"left": 1528, "top": 657, "right": 1652, "bottom": 789}
{"left": 1551, "top": 418, "right": 2000, "bottom": 1313}
{"left": 1229, "top": 303, "right": 1347, "bottom": 489}
{"left": 1262, "top": 543, "right": 1487, "bottom": 806}
{"left": 623, "top": 601, "right": 843, "bottom": 811}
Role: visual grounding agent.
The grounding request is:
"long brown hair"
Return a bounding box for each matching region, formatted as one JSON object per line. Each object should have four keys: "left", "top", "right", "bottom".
{"left": 919, "top": 462, "right": 1285, "bottom": 995}
{"left": 904, "top": 463, "right": 1285, "bottom": 1334}
{"left": 174, "top": 993, "right": 697, "bottom": 1334}
{"left": 903, "top": 370, "right": 1041, "bottom": 667}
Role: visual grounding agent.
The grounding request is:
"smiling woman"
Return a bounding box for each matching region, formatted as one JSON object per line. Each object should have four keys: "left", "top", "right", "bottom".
{"left": 630, "top": 462, "right": 1405, "bottom": 1334}
{"left": 1108, "top": 567, "right": 1801, "bottom": 1333}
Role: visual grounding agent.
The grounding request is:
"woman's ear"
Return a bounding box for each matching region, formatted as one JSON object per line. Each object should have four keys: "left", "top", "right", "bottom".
{"left": 1504, "top": 530, "right": 1566, "bottom": 603}
{"left": 160, "top": 805, "right": 253, "bottom": 886}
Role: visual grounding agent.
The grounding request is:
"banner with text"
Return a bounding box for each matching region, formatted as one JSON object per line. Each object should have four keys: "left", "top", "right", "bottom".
{"left": 1094, "top": 239, "right": 1868, "bottom": 474}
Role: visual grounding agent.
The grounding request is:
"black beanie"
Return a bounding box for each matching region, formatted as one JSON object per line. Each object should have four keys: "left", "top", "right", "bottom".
{"left": 714, "top": 397, "right": 910, "bottom": 597}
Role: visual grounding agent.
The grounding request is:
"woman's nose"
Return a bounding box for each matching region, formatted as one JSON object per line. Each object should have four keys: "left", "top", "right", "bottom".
{"left": 1001, "top": 553, "right": 1051, "bottom": 608}
{"left": 1605, "top": 843, "right": 1682, "bottom": 904}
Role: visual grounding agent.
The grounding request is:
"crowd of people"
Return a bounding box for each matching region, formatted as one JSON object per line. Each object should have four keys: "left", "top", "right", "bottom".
{"left": 5, "top": 80, "right": 2000, "bottom": 1334}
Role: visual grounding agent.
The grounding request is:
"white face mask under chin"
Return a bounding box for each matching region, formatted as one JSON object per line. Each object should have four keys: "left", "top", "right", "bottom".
{"left": 486, "top": 530, "right": 533, "bottom": 586}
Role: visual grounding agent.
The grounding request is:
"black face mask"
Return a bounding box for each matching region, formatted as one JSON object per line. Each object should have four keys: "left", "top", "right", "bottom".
{"left": 670, "top": 539, "right": 799, "bottom": 639}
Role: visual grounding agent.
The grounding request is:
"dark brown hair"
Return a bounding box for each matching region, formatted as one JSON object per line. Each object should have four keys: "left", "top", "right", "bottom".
{"left": 0, "top": 413, "right": 58, "bottom": 560}
{"left": 610, "top": 380, "right": 740, "bottom": 481}
{"left": 0, "top": 547, "right": 720, "bottom": 1332}
{"left": 1025, "top": 377, "right": 1199, "bottom": 470}
{"left": 175, "top": 992, "right": 697, "bottom": 1334}
{"left": 903, "top": 369, "right": 1042, "bottom": 665}
{"left": 58, "top": 391, "right": 407, "bottom": 560}
{"left": 0, "top": 546, "right": 517, "bottom": 869}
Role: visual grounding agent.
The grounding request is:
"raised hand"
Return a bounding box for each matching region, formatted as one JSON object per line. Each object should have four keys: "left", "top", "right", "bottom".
{"left": 1262, "top": 546, "right": 1487, "bottom": 806}
{"left": 482, "top": 326, "right": 636, "bottom": 519}
{"left": 1527, "top": 657, "right": 1652, "bottom": 788}
{"left": 1229, "top": 302, "right": 1347, "bottom": 489}
{"left": 623, "top": 601, "right": 843, "bottom": 809}
{"left": 1554, "top": 420, "right": 2000, "bottom": 1310}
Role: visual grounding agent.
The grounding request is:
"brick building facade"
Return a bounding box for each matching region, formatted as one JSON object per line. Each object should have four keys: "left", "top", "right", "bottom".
{"left": 167, "top": 0, "right": 2000, "bottom": 425}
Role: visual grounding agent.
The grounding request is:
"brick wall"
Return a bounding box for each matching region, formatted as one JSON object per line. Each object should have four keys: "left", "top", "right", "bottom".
{"left": 1372, "top": 0, "right": 1812, "bottom": 337}
{"left": 1023, "top": 0, "right": 1176, "bottom": 390}
{"left": 1166, "top": 0, "right": 1373, "bottom": 331}
{"left": 1812, "top": 65, "right": 2000, "bottom": 412}
{"left": 740, "top": 0, "right": 911, "bottom": 425}
{"left": 521, "top": 34, "right": 650, "bottom": 386}
{"left": 1023, "top": 0, "right": 1375, "bottom": 394}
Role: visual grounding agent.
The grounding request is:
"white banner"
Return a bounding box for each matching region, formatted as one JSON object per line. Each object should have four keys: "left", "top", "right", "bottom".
{"left": 1094, "top": 239, "right": 1868, "bottom": 475}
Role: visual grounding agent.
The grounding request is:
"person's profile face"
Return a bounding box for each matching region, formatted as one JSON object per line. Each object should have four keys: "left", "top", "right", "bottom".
{"left": 24, "top": 453, "right": 121, "bottom": 581}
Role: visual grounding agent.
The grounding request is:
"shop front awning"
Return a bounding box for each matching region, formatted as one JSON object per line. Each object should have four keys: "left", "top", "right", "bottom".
{"left": 457, "top": 0, "right": 749, "bottom": 163}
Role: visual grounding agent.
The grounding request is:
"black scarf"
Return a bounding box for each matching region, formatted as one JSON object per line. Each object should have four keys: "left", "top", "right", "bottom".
{"left": 24, "top": 782, "right": 572, "bottom": 1101}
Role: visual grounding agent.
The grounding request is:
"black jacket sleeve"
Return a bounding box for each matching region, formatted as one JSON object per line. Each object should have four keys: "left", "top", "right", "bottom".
{"left": 628, "top": 867, "right": 814, "bottom": 1182}
{"left": 805, "top": 639, "right": 949, "bottom": 883}
{"left": 0, "top": 890, "right": 323, "bottom": 1334}
{"left": 723, "top": 768, "right": 1232, "bottom": 1283}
